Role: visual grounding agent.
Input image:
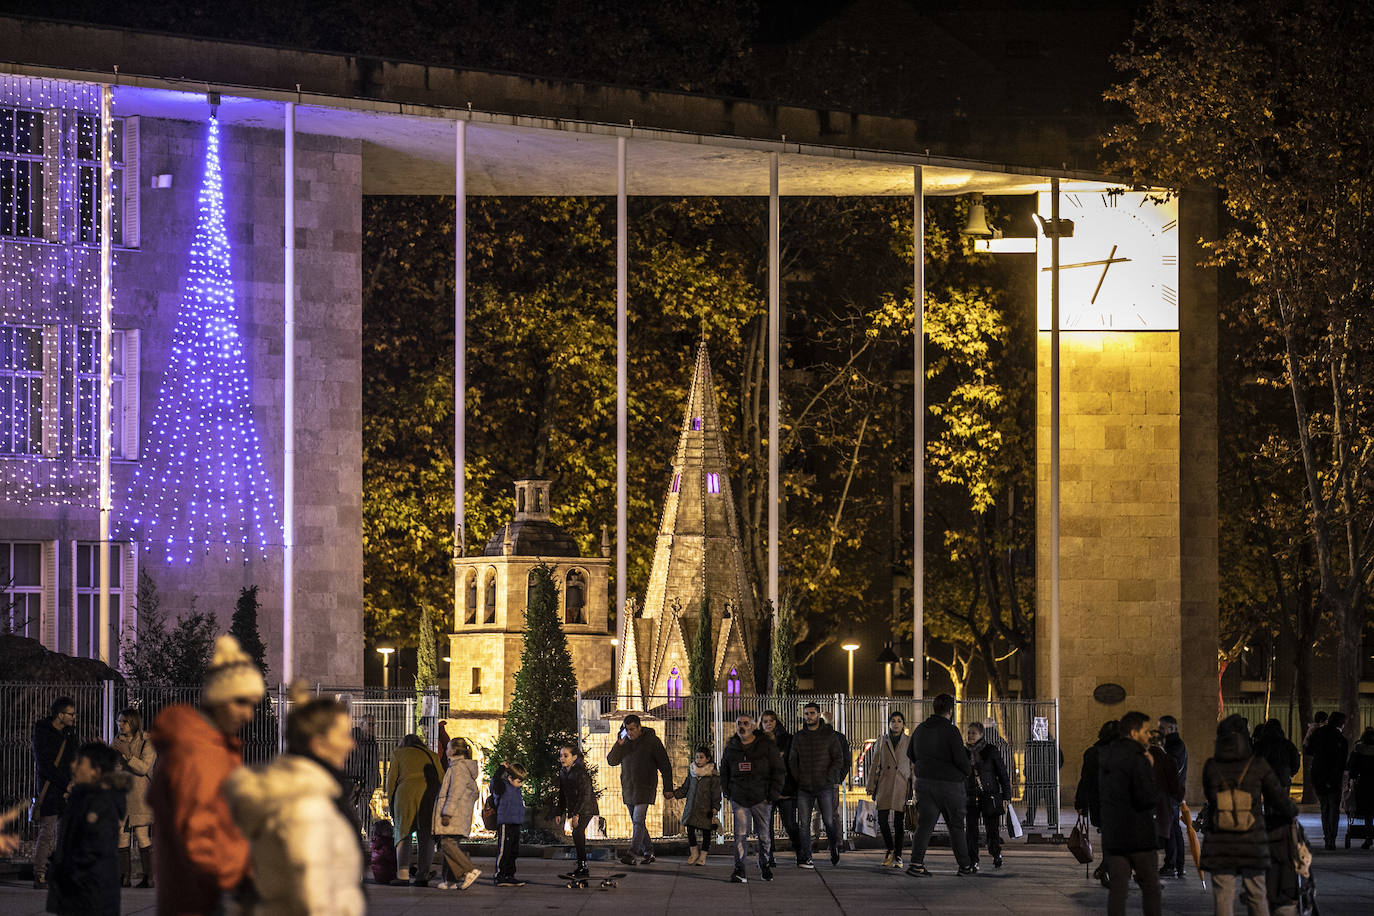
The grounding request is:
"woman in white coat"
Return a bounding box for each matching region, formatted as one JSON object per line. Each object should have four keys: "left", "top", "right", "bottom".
{"left": 225, "top": 686, "right": 365, "bottom": 916}
{"left": 869, "top": 710, "right": 913, "bottom": 867}
{"left": 432, "top": 737, "right": 482, "bottom": 890}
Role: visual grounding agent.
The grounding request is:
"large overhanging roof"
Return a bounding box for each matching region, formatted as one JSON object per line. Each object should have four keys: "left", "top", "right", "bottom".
{"left": 99, "top": 83, "right": 1125, "bottom": 198}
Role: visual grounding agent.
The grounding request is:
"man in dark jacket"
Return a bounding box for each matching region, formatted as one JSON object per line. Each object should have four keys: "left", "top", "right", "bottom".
{"left": 1099, "top": 711, "right": 1161, "bottom": 916}
{"left": 760, "top": 710, "right": 799, "bottom": 866}
{"left": 787, "top": 702, "right": 847, "bottom": 868}
{"left": 607, "top": 714, "right": 673, "bottom": 866}
{"left": 1201, "top": 715, "right": 1297, "bottom": 915}
{"left": 964, "top": 721, "right": 1011, "bottom": 869}
{"left": 32, "top": 695, "right": 78, "bottom": 889}
{"left": 905, "top": 693, "right": 974, "bottom": 876}
{"left": 1304, "top": 710, "right": 1348, "bottom": 850}
{"left": 720, "top": 713, "right": 785, "bottom": 884}
{"left": 1157, "top": 715, "right": 1188, "bottom": 879}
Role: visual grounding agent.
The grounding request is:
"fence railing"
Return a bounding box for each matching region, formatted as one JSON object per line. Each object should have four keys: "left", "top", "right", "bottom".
{"left": 575, "top": 692, "right": 1060, "bottom": 843}
{"left": 0, "top": 681, "right": 447, "bottom": 845}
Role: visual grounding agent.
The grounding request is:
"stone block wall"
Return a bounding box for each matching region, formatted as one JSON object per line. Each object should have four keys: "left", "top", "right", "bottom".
{"left": 1036, "top": 331, "right": 1182, "bottom": 799}
{"left": 115, "top": 117, "right": 363, "bottom": 683}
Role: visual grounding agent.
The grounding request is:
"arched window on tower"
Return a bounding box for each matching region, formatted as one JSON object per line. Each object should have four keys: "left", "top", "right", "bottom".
{"left": 565, "top": 569, "right": 586, "bottom": 624}
{"left": 726, "top": 667, "right": 741, "bottom": 696}
{"left": 484, "top": 569, "right": 497, "bottom": 623}
{"left": 465, "top": 570, "right": 478, "bottom": 624}
{"left": 668, "top": 666, "right": 683, "bottom": 709}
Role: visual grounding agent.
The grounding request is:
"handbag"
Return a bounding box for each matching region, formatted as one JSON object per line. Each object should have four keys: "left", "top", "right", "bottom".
{"left": 1067, "top": 814, "right": 1094, "bottom": 864}
{"left": 903, "top": 799, "right": 919, "bottom": 833}
{"left": 480, "top": 795, "right": 498, "bottom": 831}
{"left": 1006, "top": 804, "right": 1024, "bottom": 839}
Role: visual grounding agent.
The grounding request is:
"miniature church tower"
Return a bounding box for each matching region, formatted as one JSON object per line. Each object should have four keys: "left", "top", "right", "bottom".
{"left": 448, "top": 480, "right": 612, "bottom": 751}
{"left": 617, "top": 342, "right": 756, "bottom": 710}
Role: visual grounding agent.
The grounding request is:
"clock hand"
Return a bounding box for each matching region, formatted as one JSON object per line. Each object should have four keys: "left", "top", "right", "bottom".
{"left": 1039, "top": 255, "right": 1133, "bottom": 271}
{"left": 1090, "top": 244, "right": 1119, "bottom": 305}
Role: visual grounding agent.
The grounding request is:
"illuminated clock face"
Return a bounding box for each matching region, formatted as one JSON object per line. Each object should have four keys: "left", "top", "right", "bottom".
{"left": 1036, "top": 190, "right": 1179, "bottom": 331}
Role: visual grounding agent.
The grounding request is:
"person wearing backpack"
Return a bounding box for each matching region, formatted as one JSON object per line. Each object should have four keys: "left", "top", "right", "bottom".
{"left": 1201, "top": 714, "right": 1297, "bottom": 916}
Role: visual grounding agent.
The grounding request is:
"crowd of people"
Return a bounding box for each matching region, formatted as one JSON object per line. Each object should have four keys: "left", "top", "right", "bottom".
{"left": 13, "top": 647, "right": 1374, "bottom": 915}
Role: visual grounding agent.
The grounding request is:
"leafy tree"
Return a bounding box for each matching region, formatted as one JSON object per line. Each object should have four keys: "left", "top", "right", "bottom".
{"left": 490, "top": 566, "right": 578, "bottom": 825}
{"left": 120, "top": 571, "right": 217, "bottom": 688}
{"left": 769, "top": 597, "right": 797, "bottom": 695}
{"left": 1107, "top": 0, "right": 1374, "bottom": 723}
{"left": 229, "top": 586, "right": 268, "bottom": 678}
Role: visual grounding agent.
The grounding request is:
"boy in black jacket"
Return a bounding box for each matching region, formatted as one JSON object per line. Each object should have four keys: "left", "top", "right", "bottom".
{"left": 45, "top": 742, "right": 130, "bottom": 916}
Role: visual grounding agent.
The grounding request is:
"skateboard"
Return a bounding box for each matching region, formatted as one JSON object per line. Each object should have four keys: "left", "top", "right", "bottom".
{"left": 559, "top": 871, "right": 627, "bottom": 890}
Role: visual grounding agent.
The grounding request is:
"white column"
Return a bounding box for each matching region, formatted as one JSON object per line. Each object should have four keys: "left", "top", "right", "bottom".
{"left": 912, "top": 166, "right": 924, "bottom": 701}
{"left": 454, "top": 120, "right": 467, "bottom": 563}
{"left": 282, "top": 102, "right": 296, "bottom": 683}
{"left": 97, "top": 84, "right": 112, "bottom": 665}
{"left": 1049, "top": 178, "right": 1062, "bottom": 703}
{"left": 615, "top": 137, "right": 628, "bottom": 676}
{"left": 767, "top": 153, "right": 780, "bottom": 624}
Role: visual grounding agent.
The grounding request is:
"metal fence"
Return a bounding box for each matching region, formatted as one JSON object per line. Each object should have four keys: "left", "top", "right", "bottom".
{"left": 0, "top": 681, "right": 448, "bottom": 845}
{"left": 575, "top": 692, "right": 1060, "bottom": 844}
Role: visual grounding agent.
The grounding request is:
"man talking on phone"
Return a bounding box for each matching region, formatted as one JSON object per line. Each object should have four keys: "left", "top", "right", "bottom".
{"left": 608, "top": 715, "right": 674, "bottom": 866}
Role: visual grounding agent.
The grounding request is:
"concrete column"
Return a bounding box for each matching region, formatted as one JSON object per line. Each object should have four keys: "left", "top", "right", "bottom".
{"left": 615, "top": 136, "right": 628, "bottom": 674}
{"left": 97, "top": 83, "right": 112, "bottom": 665}
{"left": 454, "top": 119, "right": 467, "bottom": 562}
{"left": 282, "top": 101, "right": 295, "bottom": 682}
{"left": 912, "top": 166, "right": 923, "bottom": 700}
{"left": 768, "top": 153, "right": 780, "bottom": 624}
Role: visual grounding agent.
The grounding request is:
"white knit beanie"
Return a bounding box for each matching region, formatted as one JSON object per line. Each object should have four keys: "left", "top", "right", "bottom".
{"left": 202, "top": 634, "right": 266, "bottom": 707}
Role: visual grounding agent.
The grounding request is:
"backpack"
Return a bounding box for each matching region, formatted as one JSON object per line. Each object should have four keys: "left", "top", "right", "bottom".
{"left": 1213, "top": 758, "right": 1255, "bottom": 832}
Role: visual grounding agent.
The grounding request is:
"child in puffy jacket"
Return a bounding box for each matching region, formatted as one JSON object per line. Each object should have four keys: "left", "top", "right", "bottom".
{"left": 491, "top": 762, "right": 527, "bottom": 887}
{"left": 45, "top": 742, "right": 131, "bottom": 916}
{"left": 369, "top": 820, "right": 397, "bottom": 885}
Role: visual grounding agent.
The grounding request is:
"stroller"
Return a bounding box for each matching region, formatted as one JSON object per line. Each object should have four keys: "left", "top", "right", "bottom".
{"left": 1342, "top": 772, "right": 1374, "bottom": 849}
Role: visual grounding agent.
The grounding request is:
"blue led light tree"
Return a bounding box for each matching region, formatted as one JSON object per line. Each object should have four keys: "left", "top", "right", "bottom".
{"left": 122, "top": 116, "right": 280, "bottom": 564}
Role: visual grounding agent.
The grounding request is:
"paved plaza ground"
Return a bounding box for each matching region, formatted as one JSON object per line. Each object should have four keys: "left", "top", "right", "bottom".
{"left": 2, "top": 815, "right": 1371, "bottom": 914}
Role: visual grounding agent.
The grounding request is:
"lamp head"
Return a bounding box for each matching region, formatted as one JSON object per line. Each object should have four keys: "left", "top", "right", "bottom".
{"left": 841, "top": 639, "right": 860, "bottom": 653}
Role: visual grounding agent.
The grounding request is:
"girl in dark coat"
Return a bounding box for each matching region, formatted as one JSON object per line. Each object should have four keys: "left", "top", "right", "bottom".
{"left": 675, "top": 746, "right": 722, "bottom": 866}
{"left": 1348, "top": 727, "right": 1374, "bottom": 849}
{"left": 1201, "top": 715, "right": 1297, "bottom": 915}
{"left": 46, "top": 742, "right": 130, "bottom": 916}
{"left": 555, "top": 744, "right": 600, "bottom": 877}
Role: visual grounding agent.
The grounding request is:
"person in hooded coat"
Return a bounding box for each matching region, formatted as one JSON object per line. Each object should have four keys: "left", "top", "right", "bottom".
{"left": 1201, "top": 714, "right": 1298, "bottom": 916}
{"left": 434, "top": 736, "right": 482, "bottom": 889}
{"left": 224, "top": 688, "right": 365, "bottom": 916}
{"left": 1075, "top": 719, "right": 1120, "bottom": 886}
{"left": 675, "top": 745, "right": 722, "bottom": 866}
{"left": 385, "top": 733, "right": 443, "bottom": 885}
{"left": 45, "top": 742, "right": 130, "bottom": 916}
{"left": 869, "top": 710, "right": 913, "bottom": 868}
{"left": 1348, "top": 727, "right": 1374, "bottom": 849}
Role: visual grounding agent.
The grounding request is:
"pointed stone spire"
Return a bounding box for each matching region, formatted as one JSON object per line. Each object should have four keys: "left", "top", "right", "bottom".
{"left": 618, "top": 341, "right": 756, "bottom": 706}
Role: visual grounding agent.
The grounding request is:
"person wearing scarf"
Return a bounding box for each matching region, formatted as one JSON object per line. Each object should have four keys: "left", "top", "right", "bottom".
{"left": 675, "top": 747, "right": 723, "bottom": 866}
{"left": 224, "top": 684, "right": 365, "bottom": 915}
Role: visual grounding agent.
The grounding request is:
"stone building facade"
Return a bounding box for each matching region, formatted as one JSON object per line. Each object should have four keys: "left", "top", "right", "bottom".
{"left": 446, "top": 479, "right": 612, "bottom": 751}
{"left": 0, "top": 78, "right": 363, "bottom": 683}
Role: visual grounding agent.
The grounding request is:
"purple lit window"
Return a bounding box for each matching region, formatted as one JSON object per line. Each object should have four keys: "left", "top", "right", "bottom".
{"left": 668, "top": 666, "right": 683, "bottom": 709}
{"left": 706, "top": 472, "right": 720, "bottom": 494}
{"left": 671, "top": 474, "right": 680, "bottom": 493}
{"left": 691, "top": 417, "right": 702, "bottom": 431}
{"left": 726, "top": 667, "right": 741, "bottom": 696}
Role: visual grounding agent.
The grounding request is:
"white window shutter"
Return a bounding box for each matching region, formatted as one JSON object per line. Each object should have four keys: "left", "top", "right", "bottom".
{"left": 69, "top": 539, "right": 78, "bottom": 656}
{"left": 121, "top": 329, "right": 139, "bottom": 459}
{"left": 121, "top": 542, "right": 138, "bottom": 648}
{"left": 41, "top": 540, "right": 58, "bottom": 650}
{"left": 42, "top": 111, "right": 61, "bottom": 242}
{"left": 121, "top": 116, "right": 139, "bottom": 248}
{"left": 42, "top": 325, "right": 61, "bottom": 457}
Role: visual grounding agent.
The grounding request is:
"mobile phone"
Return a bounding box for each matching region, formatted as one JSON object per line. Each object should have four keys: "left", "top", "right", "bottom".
{"left": 619, "top": 726, "right": 628, "bottom": 740}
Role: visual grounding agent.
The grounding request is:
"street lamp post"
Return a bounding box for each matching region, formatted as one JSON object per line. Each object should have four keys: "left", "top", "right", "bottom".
{"left": 876, "top": 642, "right": 900, "bottom": 697}
{"left": 377, "top": 647, "right": 395, "bottom": 691}
{"left": 841, "top": 637, "right": 860, "bottom": 696}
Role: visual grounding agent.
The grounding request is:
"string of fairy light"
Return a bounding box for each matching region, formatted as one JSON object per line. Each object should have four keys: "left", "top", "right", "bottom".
{"left": 0, "top": 77, "right": 104, "bottom": 505}
{"left": 121, "top": 114, "right": 280, "bottom": 564}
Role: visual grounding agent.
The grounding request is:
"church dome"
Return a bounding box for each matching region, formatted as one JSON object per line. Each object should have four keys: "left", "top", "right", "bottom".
{"left": 482, "top": 518, "right": 580, "bottom": 557}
